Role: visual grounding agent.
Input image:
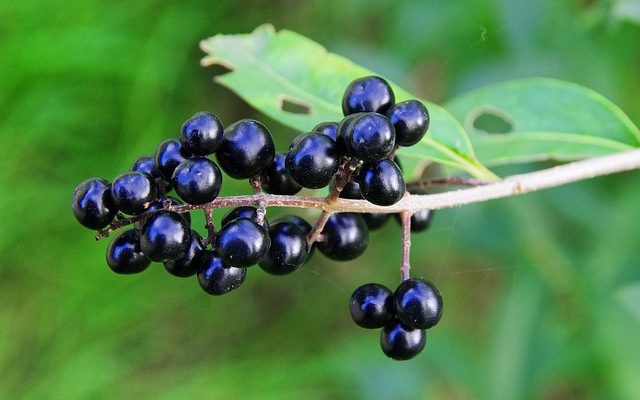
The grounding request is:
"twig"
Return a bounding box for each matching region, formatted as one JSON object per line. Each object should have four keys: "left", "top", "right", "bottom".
{"left": 406, "top": 177, "right": 489, "bottom": 192}
{"left": 400, "top": 211, "right": 412, "bottom": 281}
{"left": 203, "top": 206, "right": 216, "bottom": 246}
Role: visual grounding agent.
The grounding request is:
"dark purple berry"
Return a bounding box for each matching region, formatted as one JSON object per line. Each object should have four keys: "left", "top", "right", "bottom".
{"left": 342, "top": 76, "right": 395, "bottom": 115}
{"left": 197, "top": 252, "right": 246, "bottom": 295}
{"left": 155, "top": 139, "right": 191, "bottom": 180}
{"left": 359, "top": 159, "right": 405, "bottom": 206}
{"left": 259, "top": 220, "right": 309, "bottom": 275}
{"left": 216, "top": 119, "right": 275, "bottom": 179}
{"left": 111, "top": 171, "right": 157, "bottom": 215}
{"left": 163, "top": 230, "right": 205, "bottom": 277}
{"left": 386, "top": 100, "right": 429, "bottom": 147}
{"left": 317, "top": 213, "right": 368, "bottom": 261}
{"left": 380, "top": 321, "right": 426, "bottom": 360}
{"left": 394, "top": 278, "right": 443, "bottom": 329}
{"left": 216, "top": 218, "right": 271, "bottom": 267}
{"left": 262, "top": 153, "right": 302, "bottom": 195}
{"left": 312, "top": 121, "right": 338, "bottom": 141}
{"left": 140, "top": 210, "right": 190, "bottom": 262}
{"left": 106, "top": 229, "right": 150, "bottom": 274}
{"left": 286, "top": 132, "right": 339, "bottom": 189}
{"left": 350, "top": 283, "right": 395, "bottom": 328}
{"left": 71, "top": 177, "right": 117, "bottom": 230}
{"left": 336, "top": 113, "right": 362, "bottom": 154}
{"left": 171, "top": 156, "right": 222, "bottom": 205}
{"left": 132, "top": 155, "right": 171, "bottom": 194}
{"left": 271, "top": 215, "right": 312, "bottom": 235}
{"left": 180, "top": 111, "right": 223, "bottom": 155}
{"left": 346, "top": 113, "right": 395, "bottom": 161}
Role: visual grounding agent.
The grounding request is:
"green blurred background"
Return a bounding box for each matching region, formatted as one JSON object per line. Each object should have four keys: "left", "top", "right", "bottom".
{"left": 2, "top": 1, "right": 640, "bottom": 399}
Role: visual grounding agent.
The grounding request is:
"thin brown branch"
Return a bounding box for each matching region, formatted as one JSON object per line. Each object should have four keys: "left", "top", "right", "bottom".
{"left": 406, "top": 177, "right": 489, "bottom": 192}
{"left": 400, "top": 211, "right": 412, "bottom": 281}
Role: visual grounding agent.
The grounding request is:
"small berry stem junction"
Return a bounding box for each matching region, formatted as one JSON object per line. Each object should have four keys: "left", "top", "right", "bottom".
{"left": 96, "top": 149, "right": 640, "bottom": 241}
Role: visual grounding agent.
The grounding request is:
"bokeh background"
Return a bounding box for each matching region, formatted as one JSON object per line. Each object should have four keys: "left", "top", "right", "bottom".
{"left": 2, "top": 1, "right": 640, "bottom": 399}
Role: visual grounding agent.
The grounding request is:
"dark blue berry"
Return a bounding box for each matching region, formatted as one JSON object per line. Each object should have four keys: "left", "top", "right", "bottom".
{"left": 216, "top": 119, "right": 275, "bottom": 179}
{"left": 180, "top": 111, "right": 224, "bottom": 155}
{"left": 140, "top": 210, "right": 191, "bottom": 262}
{"left": 362, "top": 213, "right": 391, "bottom": 230}
{"left": 271, "top": 215, "right": 312, "bottom": 235}
{"left": 135, "top": 196, "right": 191, "bottom": 230}
{"left": 71, "top": 177, "right": 117, "bottom": 230}
{"left": 342, "top": 76, "right": 395, "bottom": 115}
{"left": 163, "top": 230, "right": 205, "bottom": 277}
{"left": 380, "top": 321, "right": 426, "bottom": 360}
{"left": 386, "top": 100, "right": 429, "bottom": 147}
{"left": 106, "top": 229, "right": 150, "bottom": 274}
{"left": 171, "top": 156, "right": 222, "bottom": 205}
{"left": 339, "top": 180, "right": 362, "bottom": 200}
{"left": 155, "top": 139, "right": 191, "bottom": 180}
{"left": 394, "top": 278, "right": 443, "bottom": 329}
{"left": 216, "top": 218, "right": 271, "bottom": 267}
{"left": 197, "top": 252, "right": 247, "bottom": 295}
{"left": 336, "top": 113, "right": 362, "bottom": 154}
{"left": 132, "top": 155, "right": 172, "bottom": 194}
{"left": 346, "top": 113, "right": 395, "bottom": 161}
{"left": 317, "top": 213, "right": 368, "bottom": 261}
{"left": 259, "top": 220, "right": 309, "bottom": 275}
{"left": 262, "top": 153, "right": 302, "bottom": 195}
{"left": 111, "top": 171, "right": 157, "bottom": 215}
{"left": 312, "top": 121, "right": 338, "bottom": 141}
{"left": 286, "top": 132, "right": 339, "bottom": 189}
{"left": 359, "top": 159, "right": 405, "bottom": 206}
{"left": 350, "top": 283, "right": 395, "bottom": 328}
{"left": 220, "top": 206, "right": 268, "bottom": 231}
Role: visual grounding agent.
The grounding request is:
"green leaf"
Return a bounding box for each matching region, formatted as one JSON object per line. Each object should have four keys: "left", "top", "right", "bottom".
{"left": 616, "top": 283, "right": 640, "bottom": 322}
{"left": 445, "top": 78, "right": 640, "bottom": 166}
{"left": 200, "top": 24, "right": 496, "bottom": 180}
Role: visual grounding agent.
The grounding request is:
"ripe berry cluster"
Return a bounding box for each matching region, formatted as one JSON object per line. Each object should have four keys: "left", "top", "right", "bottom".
{"left": 71, "top": 75, "right": 442, "bottom": 360}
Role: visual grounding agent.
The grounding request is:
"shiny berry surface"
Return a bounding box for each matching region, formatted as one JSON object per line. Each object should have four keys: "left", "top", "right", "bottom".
{"left": 220, "top": 206, "right": 265, "bottom": 229}
{"left": 259, "top": 221, "right": 309, "bottom": 275}
{"left": 106, "top": 229, "right": 150, "bottom": 274}
{"left": 216, "top": 119, "right": 275, "bottom": 179}
{"left": 262, "top": 153, "right": 302, "bottom": 195}
{"left": 172, "top": 156, "right": 222, "bottom": 205}
{"left": 216, "top": 218, "right": 271, "bottom": 267}
{"left": 72, "top": 177, "right": 117, "bottom": 230}
{"left": 312, "top": 121, "right": 338, "bottom": 141}
{"left": 380, "top": 321, "right": 426, "bottom": 360}
{"left": 140, "top": 211, "right": 190, "bottom": 262}
{"left": 342, "top": 76, "right": 395, "bottom": 115}
{"left": 350, "top": 283, "right": 395, "bottom": 328}
{"left": 363, "top": 213, "right": 391, "bottom": 230}
{"left": 180, "top": 111, "right": 223, "bottom": 155}
{"left": 272, "top": 215, "right": 312, "bottom": 235}
{"left": 359, "top": 159, "right": 405, "bottom": 206}
{"left": 111, "top": 171, "right": 157, "bottom": 215}
{"left": 346, "top": 113, "right": 395, "bottom": 161}
{"left": 394, "top": 278, "right": 443, "bottom": 329}
{"left": 135, "top": 196, "right": 191, "bottom": 230}
{"left": 163, "top": 230, "right": 205, "bottom": 277}
{"left": 317, "top": 213, "right": 368, "bottom": 261}
{"left": 386, "top": 100, "right": 430, "bottom": 146}
{"left": 285, "top": 132, "right": 339, "bottom": 189}
{"left": 197, "top": 252, "right": 247, "bottom": 296}
{"left": 155, "top": 139, "right": 191, "bottom": 180}
{"left": 336, "top": 113, "right": 361, "bottom": 154}
{"left": 131, "top": 155, "right": 161, "bottom": 180}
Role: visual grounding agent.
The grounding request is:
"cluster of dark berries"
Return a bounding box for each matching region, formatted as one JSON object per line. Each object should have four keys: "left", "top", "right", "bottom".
{"left": 71, "top": 75, "right": 442, "bottom": 360}
{"left": 350, "top": 278, "right": 443, "bottom": 360}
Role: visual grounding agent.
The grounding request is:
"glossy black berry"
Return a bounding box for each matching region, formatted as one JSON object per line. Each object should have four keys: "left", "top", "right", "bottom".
{"left": 362, "top": 213, "right": 391, "bottom": 230}
{"left": 220, "top": 206, "right": 266, "bottom": 228}
{"left": 180, "top": 111, "right": 224, "bottom": 155}
{"left": 359, "top": 159, "right": 405, "bottom": 206}
{"left": 216, "top": 218, "right": 271, "bottom": 267}
{"left": 342, "top": 76, "right": 395, "bottom": 115}
{"left": 286, "top": 132, "right": 339, "bottom": 189}
{"left": 317, "top": 213, "right": 368, "bottom": 261}
{"left": 259, "top": 220, "right": 309, "bottom": 275}
{"left": 395, "top": 209, "right": 434, "bottom": 232}
{"left": 171, "top": 156, "right": 222, "bottom": 205}
{"left": 135, "top": 196, "right": 191, "bottom": 230}
{"left": 111, "top": 171, "right": 157, "bottom": 215}
{"left": 216, "top": 119, "right": 275, "bottom": 179}
{"left": 312, "top": 121, "right": 338, "bottom": 141}
{"left": 339, "top": 180, "right": 362, "bottom": 200}
{"left": 155, "top": 139, "right": 191, "bottom": 180}
{"left": 350, "top": 283, "right": 395, "bottom": 328}
{"left": 394, "top": 278, "right": 443, "bottom": 329}
{"left": 271, "top": 215, "right": 312, "bottom": 235}
{"left": 386, "top": 100, "right": 430, "bottom": 147}
{"left": 262, "top": 153, "right": 302, "bottom": 195}
{"left": 336, "top": 113, "right": 362, "bottom": 154}
{"left": 140, "top": 210, "right": 190, "bottom": 262}
{"left": 197, "top": 252, "right": 247, "bottom": 296}
{"left": 163, "top": 230, "right": 205, "bottom": 277}
{"left": 132, "top": 155, "right": 171, "bottom": 194}
{"left": 380, "top": 321, "right": 426, "bottom": 361}
{"left": 71, "top": 177, "right": 117, "bottom": 230}
{"left": 106, "top": 229, "right": 150, "bottom": 274}
{"left": 346, "top": 113, "right": 395, "bottom": 161}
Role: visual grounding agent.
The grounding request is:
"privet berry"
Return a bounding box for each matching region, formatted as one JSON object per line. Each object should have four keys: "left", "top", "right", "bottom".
{"left": 350, "top": 283, "right": 395, "bottom": 328}
{"left": 216, "top": 119, "right": 275, "bottom": 179}
{"left": 345, "top": 112, "right": 395, "bottom": 161}
{"left": 197, "top": 252, "right": 247, "bottom": 295}
{"left": 394, "top": 278, "right": 443, "bottom": 329}
{"left": 380, "top": 321, "right": 426, "bottom": 361}
{"left": 386, "top": 100, "right": 430, "bottom": 147}
{"left": 286, "top": 132, "right": 339, "bottom": 189}
{"left": 359, "top": 158, "right": 406, "bottom": 206}
{"left": 106, "top": 229, "right": 150, "bottom": 274}
{"left": 180, "top": 111, "right": 224, "bottom": 156}
{"left": 140, "top": 211, "right": 191, "bottom": 262}
{"left": 259, "top": 220, "right": 309, "bottom": 275}
{"left": 111, "top": 171, "right": 157, "bottom": 215}
{"left": 312, "top": 121, "right": 338, "bottom": 141}
{"left": 216, "top": 218, "right": 271, "bottom": 267}
{"left": 342, "top": 75, "right": 395, "bottom": 115}
{"left": 172, "top": 156, "right": 223, "bottom": 205}
{"left": 155, "top": 139, "right": 191, "bottom": 180}
{"left": 163, "top": 230, "right": 205, "bottom": 277}
{"left": 262, "top": 152, "right": 302, "bottom": 195}
{"left": 72, "top": 177, "right": 117, "bottom": 230}
{"left": 317, "top": 213, "right": 369, "bottom": 261}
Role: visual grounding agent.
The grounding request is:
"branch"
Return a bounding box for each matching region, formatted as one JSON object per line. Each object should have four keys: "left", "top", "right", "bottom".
{"left": 96, "top": 149, "right": 640, "bottom": 240}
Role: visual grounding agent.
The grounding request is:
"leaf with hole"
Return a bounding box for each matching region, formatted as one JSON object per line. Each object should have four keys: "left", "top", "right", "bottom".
{"left": 445, "top": 78, "right": 640, "bottom": 166}
{"left": 200, "top": 24, "right": 496, "bottom": 180}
